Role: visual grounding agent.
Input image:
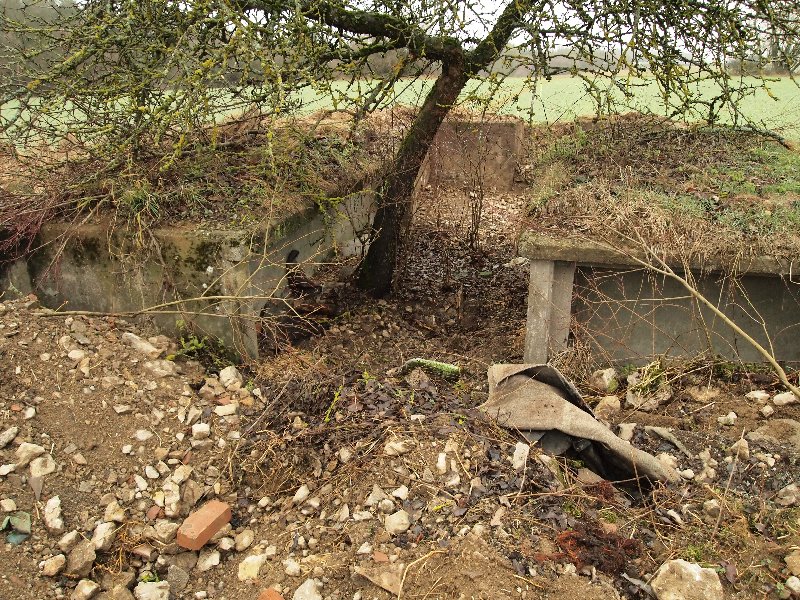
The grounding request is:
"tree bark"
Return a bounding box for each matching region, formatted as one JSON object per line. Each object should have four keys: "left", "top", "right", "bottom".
{"left": 357, "top": 59, "right": 468, "bottom": 295}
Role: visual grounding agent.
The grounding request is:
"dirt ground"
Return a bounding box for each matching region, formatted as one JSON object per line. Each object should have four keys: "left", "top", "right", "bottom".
{"left": 1, "top": 177, "right": 800, "bottom": 600}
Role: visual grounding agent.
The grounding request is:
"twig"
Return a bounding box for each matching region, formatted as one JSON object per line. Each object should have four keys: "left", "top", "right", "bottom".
{"left": 397, "top": 550, "right": 446, "bottom": 600}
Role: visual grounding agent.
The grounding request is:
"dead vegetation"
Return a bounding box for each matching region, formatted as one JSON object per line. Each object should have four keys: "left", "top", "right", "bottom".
{"left": 521, "top": 113, "right": 800, "bottom": 265}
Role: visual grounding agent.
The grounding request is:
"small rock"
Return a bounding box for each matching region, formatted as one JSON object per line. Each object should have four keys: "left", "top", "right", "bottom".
{"left": 293, "top": 485, "right": 310, "bottom": 504}
{"left": 191, "top": 423, "right": 210, "bottom": 440}
{"left": 292, "top": 579, "right": 322, "bottom": 600}
{"left": 143, "top": 360, "right": 177, "bottom": 378}
{"left": 65, "top": 540, "right": 97, "bottom": 578}
{"left": 773, "top": 392, "right": 799, "bottom": 406}
{"left": 167, "top": 565, "right": 190, "bottom": 592}
{"left": 58, "top": 530, "right": 80, "bottom": 553}
{"left": 589, "top": 368, "right": 618, "bottom": 393}
{"left": 68, "top": 349, "right": 87, "bottom": 362}
{"left": 717, "top": 412, "right": 737, "bottom": 426}
{"left": 776, "top": 483, "right": 800, "bottom": 507}
{"left": 728, "top": 438, "right": 749, "bottom": 461}
{"left": 785, "top": 576, "right": 800, "bottom": 596}
{"left": 761, "top": 405, "right": 775, "bottom": 418}
{"left": 196, "top": 549, "right": 220, "bottom": 572}
{"left": 121, "top": 332, "right": 163, "bottom": 359}
{"left": 391, "top": 485, "right": 409, "bottom": 500}
{"left": 702, "top": 499, "right": 721, "bottom": 519}
{"left": 284, "top": 558, "right": 302, "bottom": 576}
{"left": 71, "top": 579, "right": 100, "bottom": 600}
{"left": 745, "top": 390, "right": 770, "bottom": 402}
{"left": 617, "top": 423, "right": 636, "bottom": 441}
{"left": 104, "top": 501, "right": 127, "bottom": 523}
{"left": 39, "top": 554, "right": 67, "bottom": 576}
{"left": 384, "top": 510, "right": 411, "bottom": 535}
{"left": 234, "top": 529, "right": 254, "bottom": 552}
{"left": 594, "top": 395, "right": 621, "bottom": 420}
{"left": 134, "top": 429, "right": 154, "bottom": 442}
{"left": 650, "top": 559, "right": 723, "bottom": 600}
{"left": 239, "top": 553, "right": 269, "bottom": 580}
{"left": 0, "top": 498, "right": 16, "bottom": 512}
{"left": 44, "top": 496, "right": 65, "bottom": 534}
{"left": 92, "top": 521, "right": 117, "bottom": 551}
{"left": 133, "top": 581, "right": 170, "bottom": 600}
{"left": 384, "top": 439, "right": 415, "bottom": 456}
{"left": 145, "top": 465, "right": 160, "bottom": 479}
{"left": 111, "top": 585, "right": 136, "bottom": 600}
{"left": 0, "top": 426, "right": 18, "bottom": 449}
{"left": 784, "top": 550, "right": 800, "bottom": 577}
{"left": 219, "top": 365, "right": 243, "bottom": 389}
{"left": 511, "top": 442, "right": 530, "bottom": 471}
{"left": 15, "top": 442, "right": 45, "bottom": 467}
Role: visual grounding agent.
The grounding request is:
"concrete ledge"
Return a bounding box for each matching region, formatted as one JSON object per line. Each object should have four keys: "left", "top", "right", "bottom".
{"left": 519, "top": 231, "right": 794, "bottom": 276}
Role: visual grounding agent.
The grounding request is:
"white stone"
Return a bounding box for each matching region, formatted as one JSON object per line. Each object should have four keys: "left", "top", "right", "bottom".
{"left": 44, "top": 496, "right": 65, "bottom": 534}
{"left": 594, "top": 395, "right": 621, "bottom": 420}
{"left": 58, "top": 530, "right": 80, "bottom": 553}
{"left": 776, "top": 483, "right": 800, "bottom": 507}
{"left": 0, "top": 426, "right": 18, "bottom": 449}
{"left": 761, "top": 405, "right": 775, "bottom": 418}
{"left": 234, "top": 529, "right": 254, "bottom": 552}
{"left": 219, "top": 365, "right": 243, "bottom": 389}
{"left": 143, "top": 360, "right": 177, "bottom": 378}
{"left": 717, "top": 412, "right": 737, "bottom": 426}
{"left": 191, "top": 423, "right": 210, "bottom": 440}
{"left": 30, "top": 454, "right": 57, "bottom": 478}
{"left": 162, "top": 480, "right": 181, "bottom": 517}
{"left": 728, "top": 439, "right": 749, "bottom": 461}
{"left": 121, "top": 332, "right": 162, "bottom": 359}
{"left": 745, "top": 390, "right": 770, "bottom": 402}
{"left": 172, "top": 465, "right": 193, "bottom": 484}
{"left": 238, "top": 553, "right": 269, "bottom": 580}
{"left": 589, "top": 368, "right": 618, "bottom": 393}
{"left": 293, "top": 485, "right": 311, "bottom": 504}
{"left": 104, "top": 501, "right": 127, "bottom": 523}
{"left": 786, "top": 576, "right": 800, "bottom": 595}
{"left": 511, "top": 442, "right": 530, "bottom": 471}
{"left": 39, "top": 554, "right": 66, "bottom": 576}
{"left": 196, "top": 549, "right": 221, "bottom": 572}
{"left": 71, "top": 579, "right": 100, "bottom": 600}
{"left": 384, "top": 439, "right": 415, "bottom": 456}
{"left": 773, "top": 392, "right": 799, "bottom": 406}
{"left": 68, "top": 349, "right": 87, "bottom": 362}
{"left": 292, "top": 579, "right": 323, "bottom": 600}
{"left": 145, "top": 465, "right": 160, "bottom": 479}
{"left": 651, "top": 559, "right": 723, "bottom": 600}
{"left": 617, "top": 423, "right": 636, "bottom": 441}
{"left": 213, "top": 403, "right": 238, "bottom": 417}
{"left": 384, "top": 510, "right": 411, "bottom": 535}
{"left": 0, "top": 498, "right": 16, "bottom": 512}
{"left": 0, "top": 464, "right": 15, "bottom": 476}
{"left": 391, "top": 485, "right": 409, "bottom": 500}
{"left": 283, "top": 558, "right": 302, "bottom": 576}
{"left": 15, "top": 442, "right": 45, "bottom": 467}
{"left": 135, "top": 429, "right": 154, "bottom": 442}
{"left": 133, "top": 581, "right": 171, "bottom": 600}
{"left": 92, "top": 522, "right": 117, "bottom": 551}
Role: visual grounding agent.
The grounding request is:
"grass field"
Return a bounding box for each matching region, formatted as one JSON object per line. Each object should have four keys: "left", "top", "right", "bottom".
{"left": 298, "top": 75, "right": 800, "bottom": 140}
{"left": 3, "top": 75, "right": 799, "bottom": 141}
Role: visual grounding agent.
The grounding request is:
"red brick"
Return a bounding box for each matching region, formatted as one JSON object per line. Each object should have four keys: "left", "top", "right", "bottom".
{"left": 257, "top": 590, "right": 285, "bottom": 600}
{"left": 176, "top": 500, "right": 231, "bottom": 550}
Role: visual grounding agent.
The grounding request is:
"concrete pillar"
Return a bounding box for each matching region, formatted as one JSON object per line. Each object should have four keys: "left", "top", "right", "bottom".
{"left": 524, "top": 260, "right": 576, "bottom": 363}
{"left": 550, "top": 262, "right": 576, "bottom": 352}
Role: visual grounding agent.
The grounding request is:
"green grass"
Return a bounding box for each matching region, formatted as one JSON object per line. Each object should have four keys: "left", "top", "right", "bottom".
{"left": 4, "top": 75, "right": 800, "bottom": 142}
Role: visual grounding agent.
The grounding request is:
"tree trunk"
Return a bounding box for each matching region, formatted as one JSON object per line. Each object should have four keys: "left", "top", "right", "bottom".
{"left": 357, "top": 59, "right": 468, "bottom": 296}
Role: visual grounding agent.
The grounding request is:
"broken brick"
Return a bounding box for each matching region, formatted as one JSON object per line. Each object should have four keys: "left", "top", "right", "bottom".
{"left": 176, "top": 500, "right": 231, "bottom": 550}
{"left": 257, "top": 589, "right": 285, "bottom": 600}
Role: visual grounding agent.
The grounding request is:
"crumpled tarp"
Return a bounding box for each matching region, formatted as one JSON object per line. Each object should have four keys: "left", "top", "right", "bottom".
{"left": 480, "top": 364, "right": 678, "bottom": 484}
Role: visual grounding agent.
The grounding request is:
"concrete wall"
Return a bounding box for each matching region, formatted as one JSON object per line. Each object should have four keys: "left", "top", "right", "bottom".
{"left": 417, "top": 119, "right": 524, "bottom": 192}
{"left": 1, "top": 193, "right": 373, "bottom": 358}
{"left": 572, "top": 267, "right": 800, "bottom": 364}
